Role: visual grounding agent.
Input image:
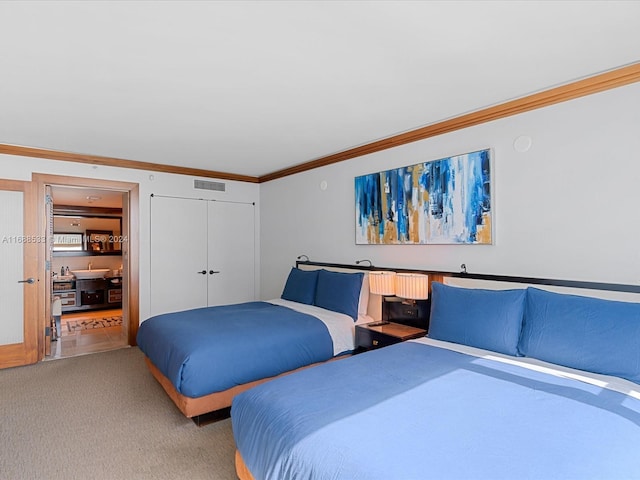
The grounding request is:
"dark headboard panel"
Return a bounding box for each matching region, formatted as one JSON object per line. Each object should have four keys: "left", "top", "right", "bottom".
{"left": 295, "top": 260, "right": 640, "bottom": 295}
{"left": 296, "top": 260, "right": 640, "bottom": 327}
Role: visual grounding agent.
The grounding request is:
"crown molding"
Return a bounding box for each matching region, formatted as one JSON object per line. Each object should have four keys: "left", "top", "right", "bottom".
{"left": 2, "top": 63, "right": 639, "bottom": 184}
{"left": 0, "top": 144, "right": 260, "bottom": 184}
{"left": 259, "top": 62, "right": 640, "bottom": 182}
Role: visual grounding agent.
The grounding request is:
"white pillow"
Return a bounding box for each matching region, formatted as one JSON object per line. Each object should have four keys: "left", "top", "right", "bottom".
{"left": 358, "top": 273, "right": 369, "bottom": 315}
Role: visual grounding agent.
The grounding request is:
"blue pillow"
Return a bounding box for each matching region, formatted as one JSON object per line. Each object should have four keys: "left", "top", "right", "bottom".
{"left": 519, "top": 287, "right": 640, "bottom": 383}
{"left": 314, "top": 270, "right": 364, "bottom": 321}
{"left": 281, "top": 268, "right": 318, "bottom": 305}
{"left": 428, "top": 282, "right": 526, "bottom": 356}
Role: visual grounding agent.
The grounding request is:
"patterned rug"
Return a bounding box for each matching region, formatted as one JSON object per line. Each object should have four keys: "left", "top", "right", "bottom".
{"left": 66, "top": 316, "right": 122, "bottom": 332}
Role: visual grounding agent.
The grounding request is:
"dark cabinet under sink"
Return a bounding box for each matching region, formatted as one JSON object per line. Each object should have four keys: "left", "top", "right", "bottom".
{"left": 76, "top": 278, "right": 107, "bottom": 291}
{"left": 54, "top": 277, "right": 122, "bottom": 312}
{"left": 77, "top": 278, "right": 107, "bottom": 308}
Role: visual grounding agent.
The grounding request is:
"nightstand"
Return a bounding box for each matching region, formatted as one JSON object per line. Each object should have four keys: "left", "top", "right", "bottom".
{"left": 382, "top": 296, "right": 430, "bottom": 330}
{"left": 355, "top": 322, "right": 427, "bottom": 351}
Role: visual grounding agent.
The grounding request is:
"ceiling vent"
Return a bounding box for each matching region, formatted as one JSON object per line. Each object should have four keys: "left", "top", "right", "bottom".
{"left": 194, "top": 179, "right": 226, "bottom": 192}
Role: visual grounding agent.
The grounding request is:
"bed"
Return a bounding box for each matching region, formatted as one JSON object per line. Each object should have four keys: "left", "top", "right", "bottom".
{"left": 137, "top": 266, "right": 373, "bottom": 419}
{"left": 232, "top": 280, "right": 640, "bottom": 479}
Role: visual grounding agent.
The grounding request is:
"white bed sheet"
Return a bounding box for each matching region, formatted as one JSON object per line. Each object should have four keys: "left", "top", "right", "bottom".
{"left": 268, "top": 298, "right": 372, "bottom": 355}
{"left": 413, "top": 336, "right": 640, "bottom": 399}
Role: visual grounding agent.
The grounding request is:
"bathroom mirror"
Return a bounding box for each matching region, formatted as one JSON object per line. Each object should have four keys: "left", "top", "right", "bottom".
{"left": 86, "top": 229, "right": 113, "bottom": 252}
{"left": 52, "top": 232, "right": 84, "bottom": 251}
{"left": 53, "top": 215, "right": 122, "bottom": 255}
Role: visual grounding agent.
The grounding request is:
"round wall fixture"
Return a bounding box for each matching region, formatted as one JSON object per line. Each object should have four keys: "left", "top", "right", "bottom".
{"left": 320, "top": 180, "right": 328, "bottom": 191}
{"left": 513, "top": 135, "right": 532, "bottom": 152}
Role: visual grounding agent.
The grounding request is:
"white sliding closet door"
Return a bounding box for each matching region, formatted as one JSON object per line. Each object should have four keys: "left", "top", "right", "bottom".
{"left": 150, "top": 196, "right": 208, "bottom": 316}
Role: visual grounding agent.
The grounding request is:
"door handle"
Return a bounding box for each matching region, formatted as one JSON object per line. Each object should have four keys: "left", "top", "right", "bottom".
{"left": 209, "top": 270, "right": 220, "bottom": 274}
{"left": 18, "top": 278, "right": 35, "bottom": 284}
{"left": 197, "top": 270, "right": 207, "bottom": 275}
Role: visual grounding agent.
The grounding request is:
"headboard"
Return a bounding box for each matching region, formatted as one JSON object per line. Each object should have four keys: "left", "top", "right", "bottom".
{"left": 295, "top": 260, "right": 640, "bottom": 322}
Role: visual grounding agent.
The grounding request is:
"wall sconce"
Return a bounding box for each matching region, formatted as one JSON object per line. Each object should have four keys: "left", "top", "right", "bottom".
{"left": 355, "top": 259, "right": 373, "bottom": 267}
{"left": 296, "top": 254, "right": 310, "bottom": 262}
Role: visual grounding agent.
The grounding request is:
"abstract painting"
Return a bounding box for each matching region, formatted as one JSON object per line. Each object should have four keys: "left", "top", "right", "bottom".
{"left": 355, "top": 149, "right": 492, "bottom": 244}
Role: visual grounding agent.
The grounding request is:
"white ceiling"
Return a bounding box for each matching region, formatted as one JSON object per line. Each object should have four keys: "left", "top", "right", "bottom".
{"left": 2, "top": 1, "right": 639, "bottom": 178}
{"left": 52, "top": 186, "right": 124, "bottom": 209}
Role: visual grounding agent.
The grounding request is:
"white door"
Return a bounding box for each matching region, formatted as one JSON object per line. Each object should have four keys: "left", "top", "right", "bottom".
{"left": 149, "top": 195, "right": 256, "bottom": 317}
{"left": 150, "top": 195, "right": 208, "bottom": 316}
{"left": 207, "top": 201, "right": 256, "bottom": 306}
{"left": 0, "top": 180, "right": 38, "bottom": 368}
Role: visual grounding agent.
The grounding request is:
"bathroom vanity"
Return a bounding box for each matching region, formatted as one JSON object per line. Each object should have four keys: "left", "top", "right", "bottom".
{"left": 53, "top": 276, "right": 122, "bottom": 312}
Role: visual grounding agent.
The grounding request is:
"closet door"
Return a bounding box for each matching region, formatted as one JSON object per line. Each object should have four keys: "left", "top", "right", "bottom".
{"left": 150, "top": 196, "right": 208, "bottom": 316}
{"left": 207, "top": 201, "right": 255, "bottom": 306}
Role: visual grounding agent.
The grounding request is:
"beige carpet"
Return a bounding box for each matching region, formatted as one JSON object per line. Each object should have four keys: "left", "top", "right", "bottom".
{"left": 0, "top": 347, "right": 237, "bottom": 480}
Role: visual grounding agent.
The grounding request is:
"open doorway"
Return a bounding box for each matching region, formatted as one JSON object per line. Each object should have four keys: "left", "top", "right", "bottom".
{"left": 48, "top": 186, "right": 127, "bottom": 359}
{"left": 32, "top": 173, "right": 139, "bottom": 362}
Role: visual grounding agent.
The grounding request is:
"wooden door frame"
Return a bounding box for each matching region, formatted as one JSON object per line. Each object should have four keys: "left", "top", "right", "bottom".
{"left": 32, "top": 173, "right": 140, "bottom": 360}
{"left": 0, "top": 179, "right": 38, "bottom": 368}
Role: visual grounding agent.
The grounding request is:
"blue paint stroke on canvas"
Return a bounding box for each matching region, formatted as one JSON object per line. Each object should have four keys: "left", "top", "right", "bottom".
{"left": 355, "top": 149, "right": 491, "bottom": 244}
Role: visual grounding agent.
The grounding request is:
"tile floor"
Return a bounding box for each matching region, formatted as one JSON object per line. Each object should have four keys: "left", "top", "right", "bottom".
{"left": 48, "top": 308, "right": 128, "bottom": 360}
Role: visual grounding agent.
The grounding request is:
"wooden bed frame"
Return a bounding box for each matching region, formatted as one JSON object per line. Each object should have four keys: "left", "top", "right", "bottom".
{"left": 235, "top": 450, "right": 255, "bottom": 480}
{"left": 145, "top": 354, "right": 349, "bottom": 420}
{"left": 143, "top": 262, "right": 375, "bottom": 422}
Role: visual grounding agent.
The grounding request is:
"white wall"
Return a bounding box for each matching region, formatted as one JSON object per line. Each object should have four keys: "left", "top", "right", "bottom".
{"left": 260, "top": 82, "right": 640, "bottom": 299}
{"left": 0, "top": 157, "right": 260, "bottom": 321}
{"left": 2, "top": 81, "right": 639, "bottom": 318}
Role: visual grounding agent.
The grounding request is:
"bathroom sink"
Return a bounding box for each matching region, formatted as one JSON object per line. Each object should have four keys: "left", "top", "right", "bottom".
{"left": 71, "top": 269, "right": 110, "bottom": 279}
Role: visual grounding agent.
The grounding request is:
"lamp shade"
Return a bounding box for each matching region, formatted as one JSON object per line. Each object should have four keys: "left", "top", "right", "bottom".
{"left": 369, "top": 271, "right": 396, "bottom": 295}
{"left": 395, "top": 273, "right": 429, "bottom": 300}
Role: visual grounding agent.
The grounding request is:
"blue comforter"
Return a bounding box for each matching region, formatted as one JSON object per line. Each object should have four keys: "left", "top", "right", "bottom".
{"left": 232, "top": 341, "right": 640, "bottom": 480}
{"left": 137, "top": 301, "right": 333, "bottom": 398}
